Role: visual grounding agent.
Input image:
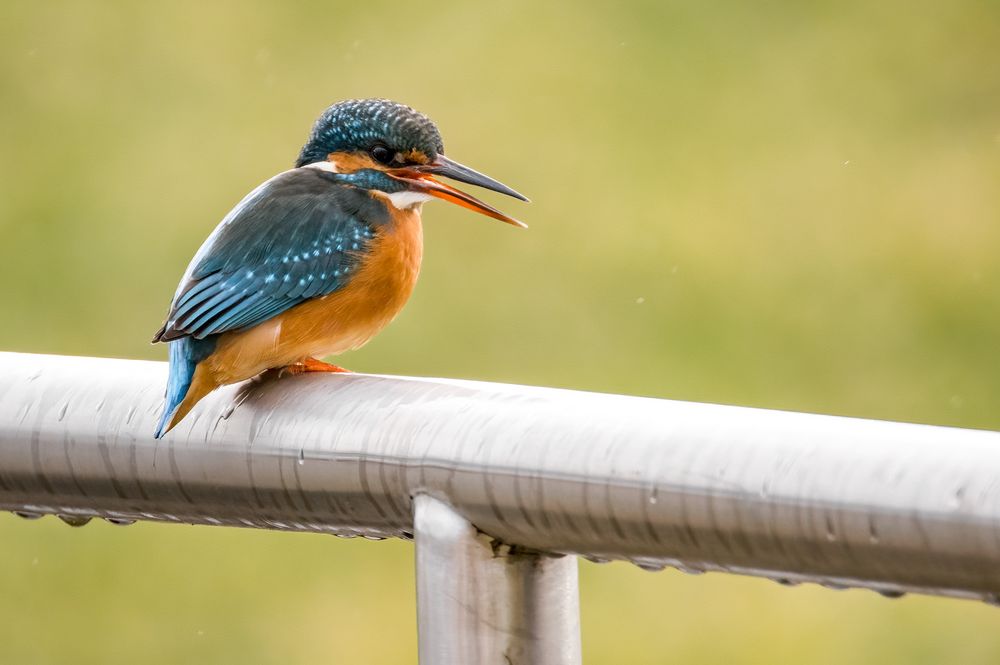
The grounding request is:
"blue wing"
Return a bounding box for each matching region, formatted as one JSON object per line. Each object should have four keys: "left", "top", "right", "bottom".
{"left": 154, "top": 168, "right": 388, "bottom": 342}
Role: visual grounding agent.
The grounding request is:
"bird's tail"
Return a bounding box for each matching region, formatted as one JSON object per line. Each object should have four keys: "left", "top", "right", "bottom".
{"left": 155, "top": 336, "right": 217, "bottom": 438}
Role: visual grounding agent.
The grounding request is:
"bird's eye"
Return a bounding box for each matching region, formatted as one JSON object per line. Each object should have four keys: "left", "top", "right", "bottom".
{"left": 370, "top": 144, "right": 395, "bottom": 165}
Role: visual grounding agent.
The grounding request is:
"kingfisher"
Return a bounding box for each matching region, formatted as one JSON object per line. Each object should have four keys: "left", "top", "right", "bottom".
{"left": 151, "top": 99, "right": 527, "bottom": 438}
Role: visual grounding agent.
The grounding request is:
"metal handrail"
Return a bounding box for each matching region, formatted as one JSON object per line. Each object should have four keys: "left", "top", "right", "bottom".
{"left": 1, "top": 352, "right": 999, "bottom": 662}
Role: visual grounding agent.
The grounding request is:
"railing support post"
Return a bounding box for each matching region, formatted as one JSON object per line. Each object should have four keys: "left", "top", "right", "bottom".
{"left": 413, "top": 494, "right": 582, "bottom": 665}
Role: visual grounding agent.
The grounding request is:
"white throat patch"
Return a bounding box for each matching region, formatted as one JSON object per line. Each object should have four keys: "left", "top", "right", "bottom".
{"left": 385, "top": 190, "right": 433, "bottom": 210}
{"left": 304, "top": 160, "right": 338, "bottom": 173}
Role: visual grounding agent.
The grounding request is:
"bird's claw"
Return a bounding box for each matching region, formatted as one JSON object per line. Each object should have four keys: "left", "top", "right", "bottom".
{"left": 278, "top": 358, "right": 352, "bottom": 377}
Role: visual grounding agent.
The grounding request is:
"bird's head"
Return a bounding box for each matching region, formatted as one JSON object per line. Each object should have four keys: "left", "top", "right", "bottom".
{"left": 296, "top": 99, "right": 528, "bottom": 227}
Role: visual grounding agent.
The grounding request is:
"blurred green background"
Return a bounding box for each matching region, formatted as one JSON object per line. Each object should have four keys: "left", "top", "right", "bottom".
{"left": 2, "top": 0, "right": 999, "bottom": 662}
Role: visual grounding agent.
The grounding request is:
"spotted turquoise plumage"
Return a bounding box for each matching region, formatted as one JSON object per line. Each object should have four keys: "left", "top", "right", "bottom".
{"left": 152, "top": 166, "right": 391, "bottom": 437}
{"left": 154, "top": 168, "right": 385, "bottom": 342}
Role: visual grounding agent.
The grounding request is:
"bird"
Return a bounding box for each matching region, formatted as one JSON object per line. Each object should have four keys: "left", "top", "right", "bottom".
{"left": 151, "top": 98, "right": 527, "bottom": 438}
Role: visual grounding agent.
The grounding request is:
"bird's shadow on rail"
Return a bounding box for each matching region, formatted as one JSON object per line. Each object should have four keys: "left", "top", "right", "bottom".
{"left": 223, "top": 367, "right": 362, "bottom": 419}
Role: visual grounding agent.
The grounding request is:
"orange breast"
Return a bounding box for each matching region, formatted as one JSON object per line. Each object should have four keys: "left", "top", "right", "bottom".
{"left": 202, "top": 206, "right": 424, "bottom": 385}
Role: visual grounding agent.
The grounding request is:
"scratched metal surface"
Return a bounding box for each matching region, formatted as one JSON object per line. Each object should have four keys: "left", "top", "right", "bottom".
{"left": 1, "top": 352, "right": 999, "bottom": 603}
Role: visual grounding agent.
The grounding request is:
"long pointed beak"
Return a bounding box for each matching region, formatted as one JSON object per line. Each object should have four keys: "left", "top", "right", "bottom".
{"left": 421, "top": 155, "right": 529, "bottom": 202}
{"left": 387, "top": 155, "right": 529, "bottom": 228}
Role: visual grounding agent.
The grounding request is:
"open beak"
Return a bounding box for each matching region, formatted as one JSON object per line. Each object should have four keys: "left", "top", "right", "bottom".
{"left": 387, "top": 155, "right": 529, "bottom": 228}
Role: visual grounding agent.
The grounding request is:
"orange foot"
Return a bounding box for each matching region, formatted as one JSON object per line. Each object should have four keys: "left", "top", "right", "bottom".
{"left": 282, "top": 357, "right": 352, "bottom": 376}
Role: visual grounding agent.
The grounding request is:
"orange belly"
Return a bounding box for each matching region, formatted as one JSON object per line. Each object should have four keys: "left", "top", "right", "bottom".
{"left": 200, "top": 206, "right": 423, "bottom": 385}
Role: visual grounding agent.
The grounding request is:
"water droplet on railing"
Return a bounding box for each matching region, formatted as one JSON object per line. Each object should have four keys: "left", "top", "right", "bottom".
{"left": 57, "top": 402, "right": 69, "bottom": 421}
{"left": 297, "top": 449, "right": 305, "bottom": 466}
{"left": 675, "top": 564, "right": 706, "bottom": 576}
{"left": 773, "top": 578, "right": 800, "bottom": 587}
{"left": 877, "top": 589, "right": 906, "bottom": 599}
{"left": 629, "top": 557, "right": 666, "bottom": 572}
{"left": 221, "top": 390, "right": 252, "bottom": 421}
{"left": 362, "top": 535, "right": 385, "bottom": 541}
{"left": 824, "top": 516, "right": 837, "bottom": 542}
{"left": 105, "top": 517, "right": 136, "bottom": 526}
{"left": 583, "top": 555, "right": 610, "bottom": 565}
{"left": 867, "top": 519, "right": 880, "bottom": 545}
{"left": 949, "top": 486, "right": 966, "bottom": 510}
{"left": 14, "top": 511, "right": 43, "bottom": 520}
{"left": 58, "top": 514, "right": 92, "bottom": 527}
{"left": 637, "top": 561, "right": 666, "bottom": 572}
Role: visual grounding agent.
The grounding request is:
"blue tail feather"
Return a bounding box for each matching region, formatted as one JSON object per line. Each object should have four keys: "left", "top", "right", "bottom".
{"left": 154, "top": 336, "right": 217, "bottom": 438}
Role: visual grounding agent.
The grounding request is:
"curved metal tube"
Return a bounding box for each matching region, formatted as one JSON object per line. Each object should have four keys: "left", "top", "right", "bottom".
{"left": 0, "top": 352, "right": 999, "bottom": 604}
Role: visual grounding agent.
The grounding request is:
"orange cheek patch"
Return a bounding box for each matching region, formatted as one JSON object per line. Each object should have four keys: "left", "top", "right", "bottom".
{"left": 400, "top": 149, "right": 431, "bottom": 165}
{"left": 327, "top": 149, "right": 432, "bottom": 171}
{"left": 327, "top": 151, "right": 381, "bottom": 172}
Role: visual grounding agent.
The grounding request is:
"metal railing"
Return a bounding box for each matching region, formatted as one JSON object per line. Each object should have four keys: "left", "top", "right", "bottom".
{"left": 1, "top": 351, "right": 999, "bottom": 663}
